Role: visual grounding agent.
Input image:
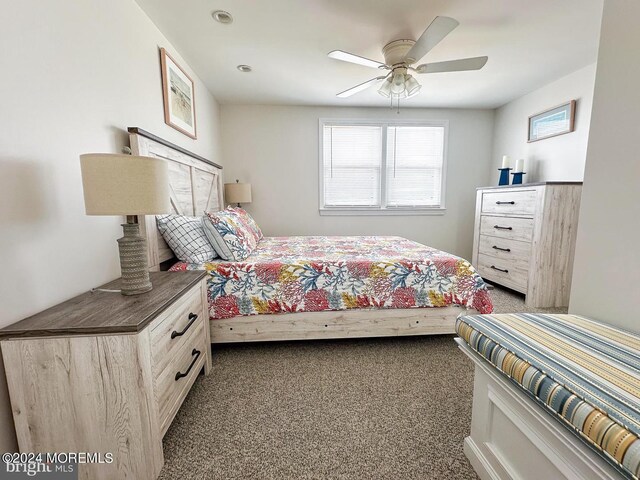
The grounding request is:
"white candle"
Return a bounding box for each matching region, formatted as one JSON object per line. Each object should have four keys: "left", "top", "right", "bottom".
{"left": 515, "top": 158, "right": 525, "bottom": 172}
{"left": 501, "top": 155, "right": 510, "bottom": 169}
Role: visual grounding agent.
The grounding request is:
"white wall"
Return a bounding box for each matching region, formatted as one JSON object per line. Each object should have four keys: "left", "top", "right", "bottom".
{"left": 491, "top": 63, "right": 597, "bottom": 181}
{"left": 221, "top": 105, "right": 495, "bottom": 260}
{"left": 0, "top": 0, "right": 221, "bottom": 451}
{"left": 569, "top": 0, "right": 640, "bottom": 331}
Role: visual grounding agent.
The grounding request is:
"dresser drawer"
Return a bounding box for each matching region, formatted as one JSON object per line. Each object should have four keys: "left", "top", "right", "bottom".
{"left": 148, "top": 280, "right": 208, "bottom": 435}
{"left": 482, "top": 189, "right": 537, "bottom": 216}
{"left": 154, "top": 320, "right": 206, "bottom": 435}
{"left": 479, "top": 215, "right": 534, "bottom": 243}
{"left": 477, "top": 253, "right": 528, "bottom": 293}
{"left": 151, "top": 284, "right": 204, "bottom": 374}
{"left": 478, "top": 235, "right": 531, "bottom": 266}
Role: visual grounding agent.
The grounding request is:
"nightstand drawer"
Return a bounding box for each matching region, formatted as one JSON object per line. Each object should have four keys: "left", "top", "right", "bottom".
{"left": 148, "top": 279, "right": 209, "bottom": 435}
{"left": 154, "top": 320, "right": 207, "bottom": 435}
{"left": 478, "top": 235, "right": 531, "bottom": 266}
{"left": 477, "top": 253, "right": 528, "bottom": 293}
{"left": 482, "top": 189, "right": 537, "bottom": 216}
{"left": 151, "top": 284, "right": 204, "bottom": 375}
{"left": 479, "top": 215, "right": 534, "bottom": 243}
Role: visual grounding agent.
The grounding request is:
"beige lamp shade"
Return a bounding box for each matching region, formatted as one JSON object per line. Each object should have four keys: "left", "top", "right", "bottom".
{"left": 224, "top": 181, "right": 252, "bottom": 204}
{"left": 80, "top": 153, "right": 170, "bottom": 215}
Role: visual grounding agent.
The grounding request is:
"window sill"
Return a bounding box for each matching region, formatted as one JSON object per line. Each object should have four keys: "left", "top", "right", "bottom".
{"left": 319, "top": 207, "right": 446, "bottom": 216}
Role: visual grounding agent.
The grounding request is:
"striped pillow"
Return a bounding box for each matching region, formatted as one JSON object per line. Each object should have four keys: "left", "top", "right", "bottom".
{"left": 202, "top": 210, "right": 258, "bottom": 261}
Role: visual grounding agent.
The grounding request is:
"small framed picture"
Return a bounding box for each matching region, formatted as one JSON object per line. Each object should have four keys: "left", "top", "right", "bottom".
{"left": 528, "top": 100, "right": 576, "bottom": 142}
{"left": 160, "top": 48, "right": 197, "bottom": 139}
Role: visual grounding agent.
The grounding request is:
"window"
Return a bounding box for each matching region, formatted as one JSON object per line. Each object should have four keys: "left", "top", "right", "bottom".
{"left": 320, "top": 120, "right": 447, "bottom": 215}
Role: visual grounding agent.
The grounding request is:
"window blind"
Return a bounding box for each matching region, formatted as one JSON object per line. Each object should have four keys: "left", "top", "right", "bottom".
{"left": 320, "top": 121, "right": 446, "bottom": 212}
{"left": 322, "top": 125, "right": 382, "bottom": 206}
{"left": 385, "top": 126, "right": 445, "bottom": 207}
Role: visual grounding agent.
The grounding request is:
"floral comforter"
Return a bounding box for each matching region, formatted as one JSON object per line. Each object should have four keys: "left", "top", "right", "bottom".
{"left": 170, "top": 236, "right": 493, "bottom": 319}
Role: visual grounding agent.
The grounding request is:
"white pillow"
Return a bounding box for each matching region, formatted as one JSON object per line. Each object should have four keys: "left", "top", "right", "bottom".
{"left": 156, "top": 215, "right": 218, "bottom": 263}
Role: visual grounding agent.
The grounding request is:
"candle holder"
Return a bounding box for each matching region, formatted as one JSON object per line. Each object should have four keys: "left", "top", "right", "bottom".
{"left": 511, "top": 172, "right": 526, "bottom": 185}
{"left": 498, "top": 168, "right": 512, "bottom": 186}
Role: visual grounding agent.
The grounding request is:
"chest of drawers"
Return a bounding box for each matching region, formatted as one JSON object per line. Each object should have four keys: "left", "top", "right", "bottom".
{"left": 472, "top": 182, "right": 582, "bottom": 308}
{"left": 0, "top": 272, "right": 211, "bottom": 480}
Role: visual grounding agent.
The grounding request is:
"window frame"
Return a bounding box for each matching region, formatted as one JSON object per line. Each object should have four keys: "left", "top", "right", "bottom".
{"left": 318, "top": 118, "right": 449, "bottom": 216}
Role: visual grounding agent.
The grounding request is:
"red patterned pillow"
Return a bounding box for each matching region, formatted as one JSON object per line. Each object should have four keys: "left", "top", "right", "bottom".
{"left": 202, "top": 210, "right": 257, "bottom": 261}
{"left": 226, "top": 206, "right": 263, "bottom": 243}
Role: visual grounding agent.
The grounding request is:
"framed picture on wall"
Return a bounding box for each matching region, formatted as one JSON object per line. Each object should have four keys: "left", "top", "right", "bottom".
{"left": 528, "top": 100, "right": 576, "bottom": 142}
{"left": 160, "top": 48, "right": 197, "bottom": 139}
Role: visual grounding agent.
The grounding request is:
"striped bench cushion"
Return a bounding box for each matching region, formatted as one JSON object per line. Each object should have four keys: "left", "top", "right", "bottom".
{"left": 456, "top": 313, "right": 640, "bottom": 479}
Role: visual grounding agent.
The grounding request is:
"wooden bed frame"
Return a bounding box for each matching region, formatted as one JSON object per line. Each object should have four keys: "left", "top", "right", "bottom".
{"left": 128, "top": 127, "right": 478, "bottom": 343}
{"left": 456, "top": 338, "right": 621, "bottom": 480}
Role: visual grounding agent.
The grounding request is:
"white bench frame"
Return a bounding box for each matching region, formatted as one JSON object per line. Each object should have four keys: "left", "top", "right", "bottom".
{"left": 455, "top": 338, "right": 623, "bottom": 480}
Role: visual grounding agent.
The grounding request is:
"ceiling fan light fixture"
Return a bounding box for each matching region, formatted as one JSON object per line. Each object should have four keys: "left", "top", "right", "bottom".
{"left": 391, "top": 83, "right": 405, "bottom": 95}
{"left": 377, "top": 78, "right": 392, "bottom": 98}
{"left": 405, "top": 75, "right": 421, "bottom": 96}
{"left": 407, "top": 85, "right": 421, "bottom": 98}
{"left": 390, "top": 72, "right": 406, "bottom": 94}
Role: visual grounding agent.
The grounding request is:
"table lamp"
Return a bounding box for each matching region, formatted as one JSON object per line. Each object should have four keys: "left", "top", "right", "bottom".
{"left": 224, "top": 179, "right": 252, "bottom": 207}
{"left": 80, "top": 153, "right": 170, "bottom": 295}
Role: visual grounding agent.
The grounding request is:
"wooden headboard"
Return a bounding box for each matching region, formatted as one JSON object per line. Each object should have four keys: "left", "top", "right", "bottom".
{"left": 128, "top": 127, "right": 223, "bottom": 271}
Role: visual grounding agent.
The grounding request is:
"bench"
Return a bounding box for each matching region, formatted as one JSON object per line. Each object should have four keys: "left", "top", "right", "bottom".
{"left": 456, "top": 313, "right": 640, "bottom": 480}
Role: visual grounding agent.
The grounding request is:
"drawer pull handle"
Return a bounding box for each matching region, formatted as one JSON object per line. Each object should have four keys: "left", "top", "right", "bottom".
{"left": 493, "top": 225, "right": 513, "bottom": 231}
{"left": 171, "top": 313, "right": 198, "bottom": 339}
{"left": 175, "top": 349, "right": 201, "bottom": 381}
{"left": 492, "top": 246, "right": 511, "bottom": 252}
{"left": 490, "top": 265, "right": 509, "bottom": 273}
{"left": 496, "top": 201, "right": 515, "bottom": 205}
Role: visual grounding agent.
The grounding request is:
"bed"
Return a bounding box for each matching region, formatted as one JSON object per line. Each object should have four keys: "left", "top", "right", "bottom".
{"left": 128, "top": 127, "right": 492, "bottom": 343}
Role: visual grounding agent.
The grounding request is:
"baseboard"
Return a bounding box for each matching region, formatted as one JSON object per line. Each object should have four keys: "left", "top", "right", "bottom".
{"left": 464, "top": 437, "right": 500, "bottom": 480}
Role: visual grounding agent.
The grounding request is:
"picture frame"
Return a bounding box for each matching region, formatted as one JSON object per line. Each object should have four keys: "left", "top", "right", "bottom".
{"left": 160, "top": 48, "right": 197, "bottom": 139}
{"left": 528, "top": 100, "right": 576, "bottom": 142}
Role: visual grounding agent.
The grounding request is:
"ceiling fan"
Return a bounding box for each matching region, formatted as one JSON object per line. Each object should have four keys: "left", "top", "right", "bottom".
{"left": 328, "top": 16, "right": 488, "bottom": 101}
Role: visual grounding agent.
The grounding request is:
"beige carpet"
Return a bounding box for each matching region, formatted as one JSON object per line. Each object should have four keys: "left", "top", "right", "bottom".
{"left": 160, "top": 286, "right": 567, "bottom": 480}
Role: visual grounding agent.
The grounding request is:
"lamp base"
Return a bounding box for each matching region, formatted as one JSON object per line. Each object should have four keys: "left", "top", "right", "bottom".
{"left": 117, "top": 222, "right": 152, "bottom": 295}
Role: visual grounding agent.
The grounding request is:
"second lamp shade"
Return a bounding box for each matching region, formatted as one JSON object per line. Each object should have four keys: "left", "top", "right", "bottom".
{"left": 224, "top": 182, "right": 252, "bottom": 205}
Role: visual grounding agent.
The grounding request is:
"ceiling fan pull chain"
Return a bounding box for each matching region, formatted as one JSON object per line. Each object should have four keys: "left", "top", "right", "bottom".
{"left": 397, "top": 97, "right": 400, "bottom": 114}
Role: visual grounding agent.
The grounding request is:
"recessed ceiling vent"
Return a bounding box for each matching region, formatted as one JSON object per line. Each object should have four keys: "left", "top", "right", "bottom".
{"left": 211, "top": 10, "right": 233, "bottom": 24}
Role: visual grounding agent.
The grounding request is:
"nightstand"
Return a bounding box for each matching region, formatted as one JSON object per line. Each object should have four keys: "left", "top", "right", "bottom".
{"left": 0, "top": 271, "right": 211, "bottom": 480}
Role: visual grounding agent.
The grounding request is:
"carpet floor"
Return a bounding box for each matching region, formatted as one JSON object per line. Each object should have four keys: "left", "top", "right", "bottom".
{"left": 160, "top": 286, "right": 567, "bottom": 480}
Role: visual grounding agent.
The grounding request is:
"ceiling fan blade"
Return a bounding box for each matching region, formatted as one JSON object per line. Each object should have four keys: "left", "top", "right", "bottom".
{"left": 336, "top": 76, "right": 387, "bottom": 98}
{"left": 328, "top": 50, "right": 386, "bottom": 69}
{"left": 415, "top": 56, "right": 488, "bottom": 74}
{"left": 404, "top": 16, "right": 460, "bottom": 64}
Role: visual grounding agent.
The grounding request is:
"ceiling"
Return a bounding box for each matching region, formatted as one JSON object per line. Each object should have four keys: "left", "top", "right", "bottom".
{"left": 135, "top": 0, "right": 603, "bottom": 109}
